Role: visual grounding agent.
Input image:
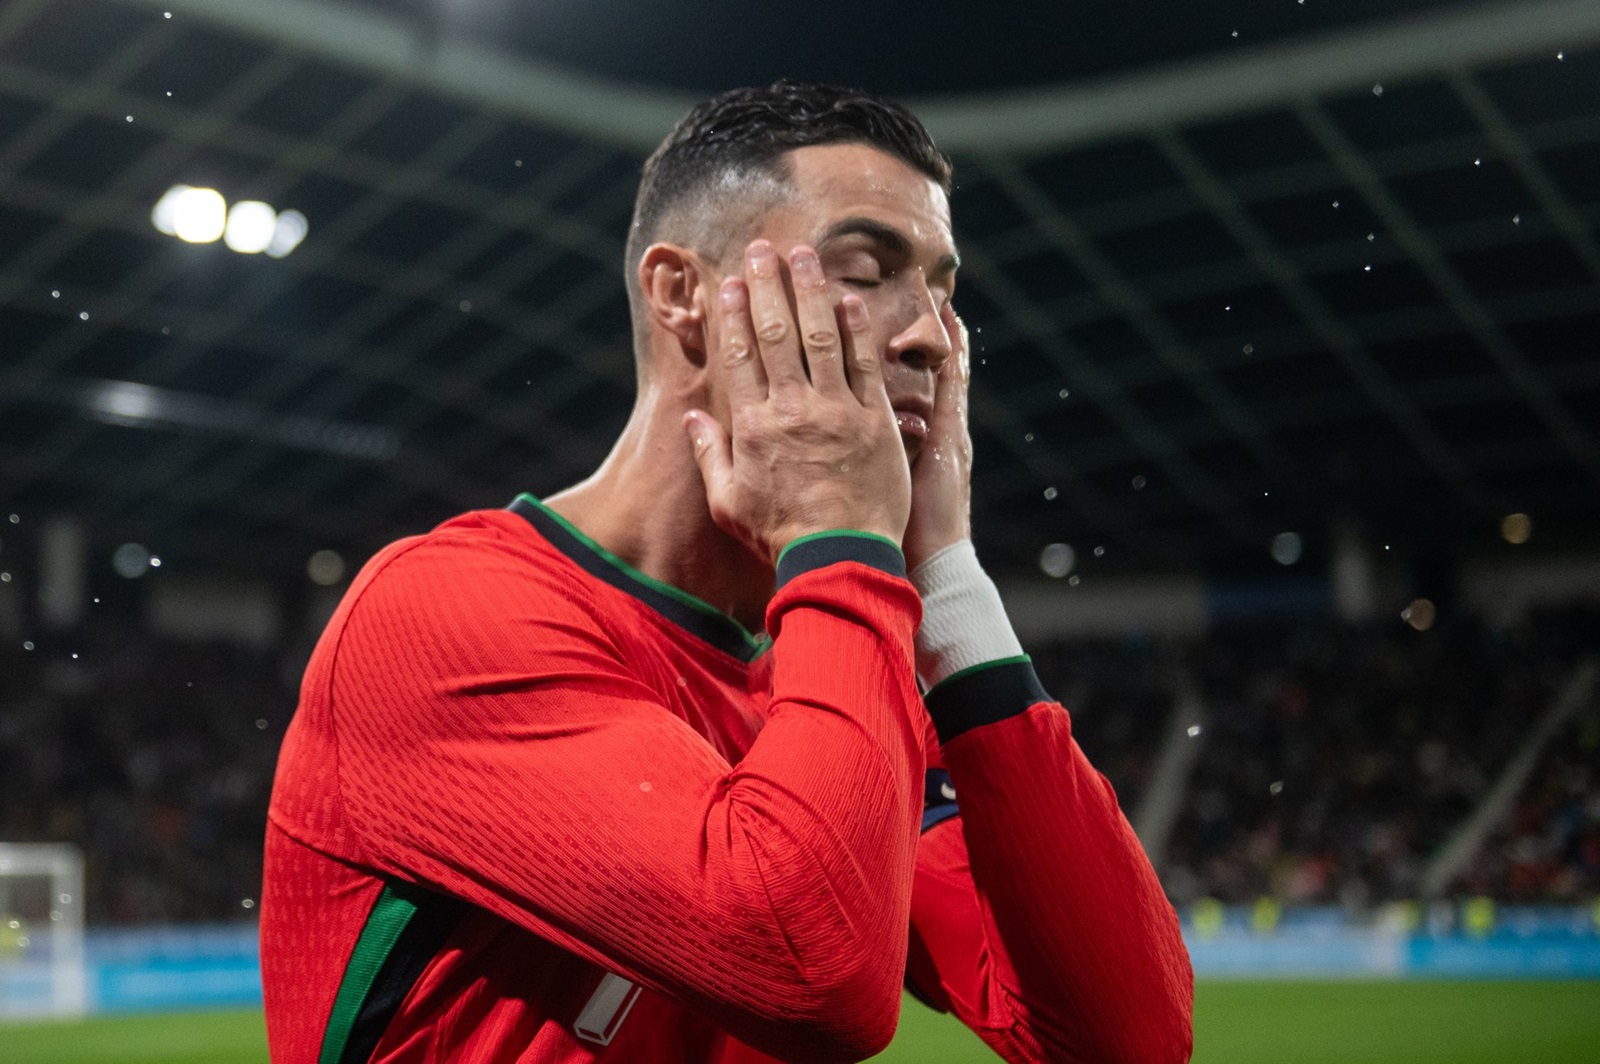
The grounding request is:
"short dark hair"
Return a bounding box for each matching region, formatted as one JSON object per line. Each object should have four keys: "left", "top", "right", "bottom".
{"left": 625, "top": 81, "right": 951, "bottom": 314}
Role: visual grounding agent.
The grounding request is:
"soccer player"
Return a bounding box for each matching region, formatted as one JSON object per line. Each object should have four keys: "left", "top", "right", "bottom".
{"left": 262, "top": 83, "right": 1193, "bottom": 1064}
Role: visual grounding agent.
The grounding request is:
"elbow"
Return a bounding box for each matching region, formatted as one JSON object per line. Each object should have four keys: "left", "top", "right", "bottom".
{"left": 747, "top": 949, "right": 903, "bottom": 1064}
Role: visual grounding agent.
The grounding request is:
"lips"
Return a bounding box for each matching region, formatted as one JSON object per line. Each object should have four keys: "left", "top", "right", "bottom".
{"left": 894, "top": 410, "right": 929, "bottom": 439}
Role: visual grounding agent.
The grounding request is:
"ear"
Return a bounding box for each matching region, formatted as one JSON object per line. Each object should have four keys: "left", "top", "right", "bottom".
{"left": 638, "top": 243, "right": 710, "bottom": 360}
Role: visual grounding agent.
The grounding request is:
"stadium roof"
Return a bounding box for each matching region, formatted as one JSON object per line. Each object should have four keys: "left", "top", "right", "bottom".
{"left": 1, "top": 0, "right": 1597, "bottom": 584}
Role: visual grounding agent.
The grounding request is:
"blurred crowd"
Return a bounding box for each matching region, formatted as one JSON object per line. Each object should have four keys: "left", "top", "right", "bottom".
{"left": 0, "top": 616, "right": 290, "bottom": 923}
{"left": 1057, "top": 606, "right": 1600, "bottom": 910}
{"left": 1, "top": 593, "right": 1595, "bottom": 924}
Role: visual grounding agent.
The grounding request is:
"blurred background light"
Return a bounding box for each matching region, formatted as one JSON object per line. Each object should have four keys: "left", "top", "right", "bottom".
{"left": 1402, "top": 598, "right": 1437, "bottom": 631}
{"left": 151, "top": 187, "right": 306, "bottom": 256}
{"left": 306, "top": 550, "right": 346, "bottom": 587}
{"left": 223, "top": 200, "right": 278, "bottom": 254}
{"left": 111, "top": 543, "right": 152, "bottom": 579}
{"left": 265, "top": 210, "right": 309, "bottom": 258}
{"left": 149, "top": 183, "right": 189, "bottom": 235}
{"left": 1501, "top": 513, "right": 1533, "bottom": 545}
{"left": 1039, "top": 542, "right": 1076, "bottom": 578}
{"left": 1270, "top": 532, "right": 1304, "bottom": 566}
{"left": 169, "top": 186, "right": 227, "bottom": 243}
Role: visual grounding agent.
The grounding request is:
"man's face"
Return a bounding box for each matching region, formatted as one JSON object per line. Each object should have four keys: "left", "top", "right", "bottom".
{"left": 704, "top": 142, "right": 959, "bottom": 460}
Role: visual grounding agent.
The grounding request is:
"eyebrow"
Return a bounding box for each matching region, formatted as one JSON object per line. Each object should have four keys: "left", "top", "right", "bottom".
{"left": 817, "top": 216, "right": 960, "bottom": 277}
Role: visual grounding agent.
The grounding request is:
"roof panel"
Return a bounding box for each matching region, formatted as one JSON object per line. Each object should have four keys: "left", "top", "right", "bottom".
{"left": 19, "top": 113, "right": 164, "bottom": 193}
{"left": 0, "top": 0, "right": 154, "bottom": 80}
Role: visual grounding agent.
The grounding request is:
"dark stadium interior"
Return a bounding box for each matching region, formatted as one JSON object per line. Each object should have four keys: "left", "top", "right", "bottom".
{"left": 1, "top": 0, "right": 1597, "bottom": 958}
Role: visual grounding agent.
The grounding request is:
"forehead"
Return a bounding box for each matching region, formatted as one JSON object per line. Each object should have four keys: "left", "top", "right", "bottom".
{"left": 769, "top": 142, "right": 952, "bottom": 247}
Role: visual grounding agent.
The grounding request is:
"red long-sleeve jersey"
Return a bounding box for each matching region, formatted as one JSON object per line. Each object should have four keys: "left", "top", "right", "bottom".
{"left": 262, "top": 495, "right": 1191, "bottom": 1064}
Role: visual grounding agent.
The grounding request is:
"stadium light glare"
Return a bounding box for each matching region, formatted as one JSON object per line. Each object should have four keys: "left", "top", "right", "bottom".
{"left": 150, "top": 184, "right": 189, "bottom": 235}
{"left": 151, "top": 187, "right": 308, "bottom": 256}
{"left": 266, "top": 210, "right": 309, "bottom": 258}
{"left": 169, "top": 187, "right": 227, "bottom": 243}
{"left": 223, "top": 200, "right": 278, "bottom": 253}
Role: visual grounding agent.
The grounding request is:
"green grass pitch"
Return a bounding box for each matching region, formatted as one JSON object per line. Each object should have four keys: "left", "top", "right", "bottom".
{"left": 3, "top": 982, "right": 1598, "bottom": 1063}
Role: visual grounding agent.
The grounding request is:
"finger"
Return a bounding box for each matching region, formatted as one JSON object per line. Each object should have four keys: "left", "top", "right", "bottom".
{"left": 940, "top": 303, "right": 971, "bottom": 383}
{"left": 839, "top": 293, "right": 885, "bottom": 408}
{"left": 718, "top": 277, "right": 766, "bottom": 404}
{"left": 788, "top": 246, "right": 848, "bottom": 396}
{"left": 683, "top": 410, "right": 735, "bottom": 520}
{"left": 744, "top": 240, "right": 807, "bottom": 392}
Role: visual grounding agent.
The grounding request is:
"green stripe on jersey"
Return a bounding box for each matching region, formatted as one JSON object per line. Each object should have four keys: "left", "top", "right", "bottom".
{"left": 319, "top": 885, "right": 419, "bottom": 1064}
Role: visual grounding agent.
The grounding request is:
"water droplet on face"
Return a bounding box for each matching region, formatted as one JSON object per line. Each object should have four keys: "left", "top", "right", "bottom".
{"left": 838, "top": 463, "right": 849, "bottom": 473}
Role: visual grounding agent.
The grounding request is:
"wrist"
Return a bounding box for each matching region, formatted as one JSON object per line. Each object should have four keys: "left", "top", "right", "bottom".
{"left": 910, "top": 540, "right": 1024, "bottom": 688}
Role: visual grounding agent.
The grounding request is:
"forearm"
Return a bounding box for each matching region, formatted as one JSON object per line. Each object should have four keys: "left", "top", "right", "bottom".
{"left": 910, "top": 545, "right": 1193, "bottom": 1064}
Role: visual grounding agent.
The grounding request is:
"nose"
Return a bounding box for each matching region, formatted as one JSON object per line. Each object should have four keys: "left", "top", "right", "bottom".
{"left": 885, "top": 284, "right": 953, "bottom": 374}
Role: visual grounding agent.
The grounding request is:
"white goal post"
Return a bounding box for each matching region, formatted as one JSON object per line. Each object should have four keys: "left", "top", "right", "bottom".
{"left": 0, "top": 843, "right": 86, "bottom": 1019}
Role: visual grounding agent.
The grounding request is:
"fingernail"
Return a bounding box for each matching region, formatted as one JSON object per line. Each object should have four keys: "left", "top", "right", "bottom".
{"left": 747, "top": 241, "right": 775, "bottom": 276}
{"left": 720, "top": 278, "right": 744, "bottom": 310}
{"left": 790, "top": 247, "right": 819, "bottom": 275}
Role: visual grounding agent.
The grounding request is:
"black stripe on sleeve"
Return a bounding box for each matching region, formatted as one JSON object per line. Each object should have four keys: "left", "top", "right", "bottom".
{"left": 775, "top": 532, "right": 905, "bottom": 590}
{"left": 923, "top": 658, "right": 1052, "bottom": 745}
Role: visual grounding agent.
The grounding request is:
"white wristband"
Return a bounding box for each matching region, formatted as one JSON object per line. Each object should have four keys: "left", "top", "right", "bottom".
{"left": 910, "top": 540, "right": 1025, "bottom": 689}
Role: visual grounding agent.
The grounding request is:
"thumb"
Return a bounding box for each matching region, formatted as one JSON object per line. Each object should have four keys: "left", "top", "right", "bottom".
{"left": 683, "top": 410, "right": 733, "bottom": 503}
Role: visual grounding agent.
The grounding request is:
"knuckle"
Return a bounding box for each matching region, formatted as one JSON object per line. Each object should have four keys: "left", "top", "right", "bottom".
{"left": 723, "top": 338, "right": 752, "bottom": 365}
{"left": 804, "top": 328, "right": 838, "bottom": 351}
{"left": 755, "top": 318, "right": 789, "bottom": 345}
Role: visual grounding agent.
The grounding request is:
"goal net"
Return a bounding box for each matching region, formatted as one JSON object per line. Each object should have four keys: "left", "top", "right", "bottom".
{"left": 0, "top": 843, "right": 86, "bottom": 1018}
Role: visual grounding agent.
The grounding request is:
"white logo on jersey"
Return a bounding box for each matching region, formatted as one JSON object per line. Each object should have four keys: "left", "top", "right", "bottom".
{"left": 574, "top": 972, "right": 643, "bottom": 1046}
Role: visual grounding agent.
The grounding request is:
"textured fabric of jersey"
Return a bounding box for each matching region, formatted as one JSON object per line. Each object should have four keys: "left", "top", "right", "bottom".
{"left": 262, "top": 501, "right": 1193, "bottom": 1064}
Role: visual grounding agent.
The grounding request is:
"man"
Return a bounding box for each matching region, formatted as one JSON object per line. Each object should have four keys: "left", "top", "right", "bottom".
{"left": 262, "top": 82, "right": 1192, "bottom": 1064}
